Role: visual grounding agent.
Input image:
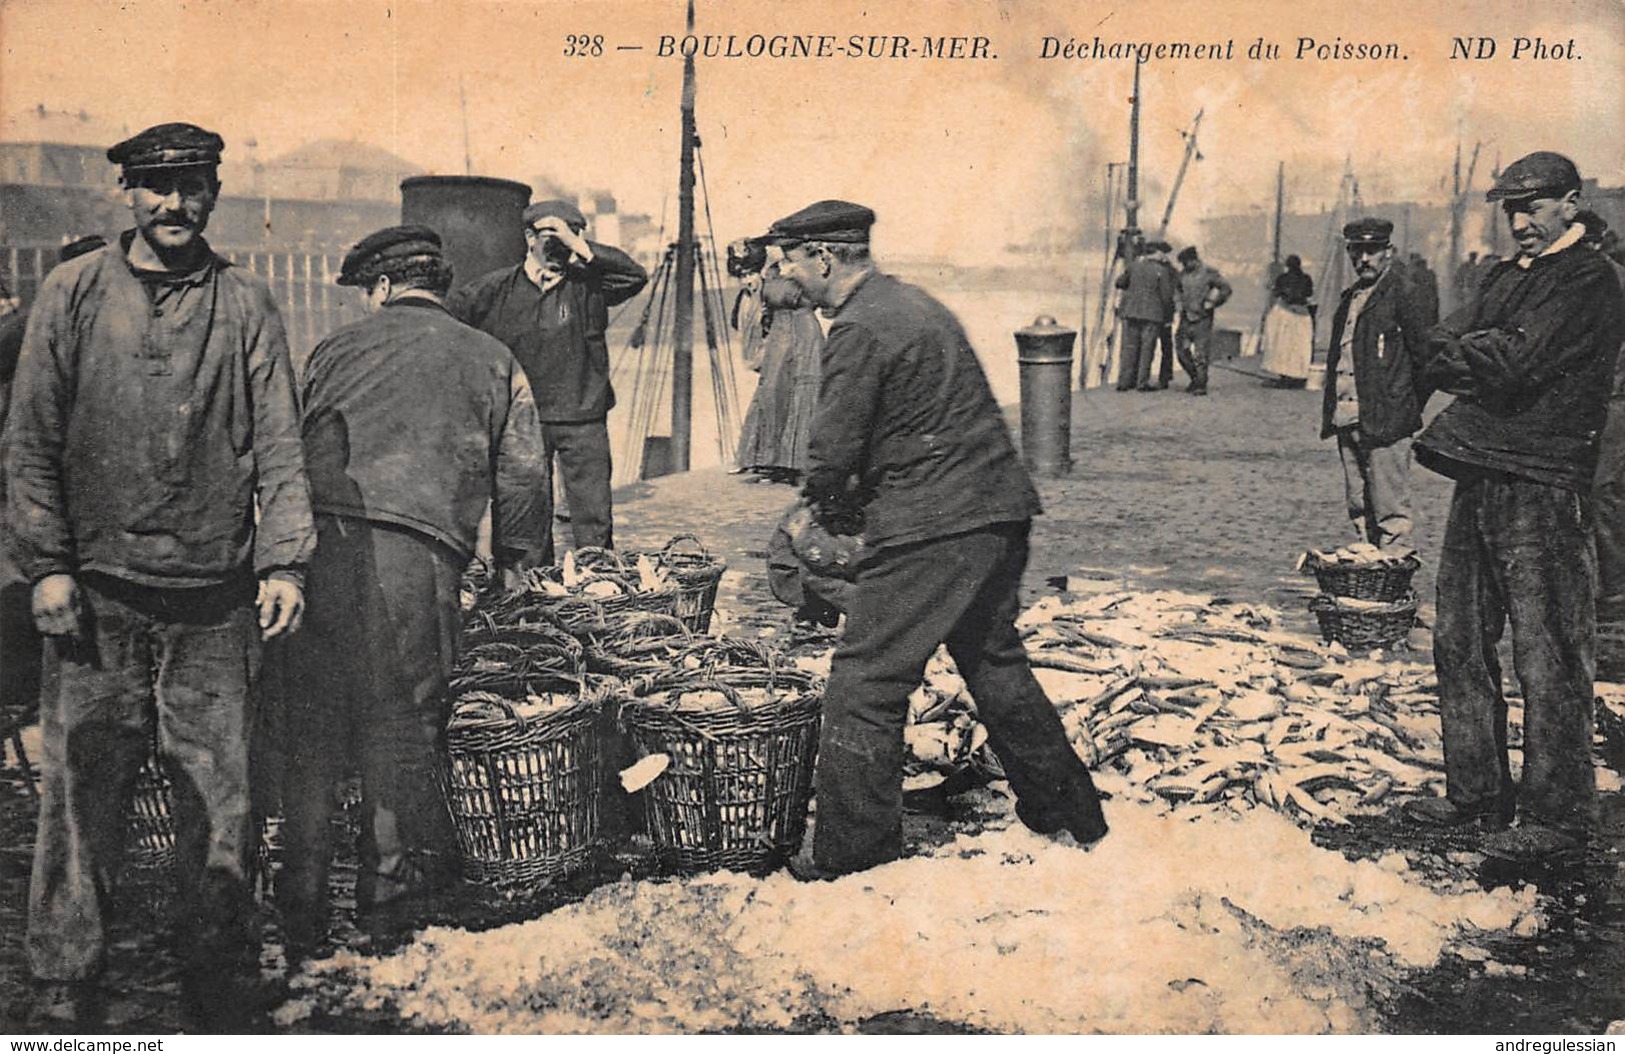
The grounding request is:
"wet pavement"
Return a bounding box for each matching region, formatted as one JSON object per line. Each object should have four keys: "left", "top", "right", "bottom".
{"left": 1, "top": 357, "right": 1620, "bottom": 1033}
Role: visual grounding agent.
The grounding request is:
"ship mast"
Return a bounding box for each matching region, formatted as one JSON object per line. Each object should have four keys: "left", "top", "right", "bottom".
{"left": 669, "top": 0, "right": 698, "bottom": 474}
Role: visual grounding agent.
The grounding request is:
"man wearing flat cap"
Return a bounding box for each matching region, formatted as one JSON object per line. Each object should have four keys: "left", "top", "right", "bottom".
{"left": 4, "top": 122, "right": 315, "bottom": 1026}
{"left": 449, "top": 199, "right": 647, "bottom": 551}
{"left": 275, "top": 226, "right": 550, "bottom": 956}
{"left": 1319, "top": 217, "right": 1432, "bottom": 549}
{"left": 764, "top": 199, "right": 1109, "bottom": 879}
{"left": 1405, "top": 151, "right": 1625, "bottom": 862}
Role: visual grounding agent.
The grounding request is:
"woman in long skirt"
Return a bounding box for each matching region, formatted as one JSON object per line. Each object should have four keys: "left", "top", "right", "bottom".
{"left": 733, "top": 255, "right": 824, "bottom": 484}
{"left": 1261, "top": 255, "right": 1316, "bottom": 388}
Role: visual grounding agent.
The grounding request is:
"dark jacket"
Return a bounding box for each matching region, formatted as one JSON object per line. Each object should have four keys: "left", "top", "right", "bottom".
{"left": 4, "top": 234, "right": 315, "bottom": 588}
{"left": 301, "top": 296, "right": 552, "bottom": 563}
{"left": 1415, "top": 238, "right": 1625, "bottom": 491}
{"left": 802, "top": 271, "right": 1041, "bottom": 549}
{"left": 447, "top": 244, "right": 648, "bottom": 423}
{"left": 1319, "top": 268, "right": 1431, "bottom": 445}
{"left": 1115, "top": 256, "right": 1178, "bottom": 323}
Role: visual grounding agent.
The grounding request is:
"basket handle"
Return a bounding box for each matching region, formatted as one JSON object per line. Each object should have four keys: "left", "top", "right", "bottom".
{"left": 671, "top": 678, "right": 750, "bottom": 713}
{"left": 451, "top": 690, "right": 524, "bottom": 728}
{"left": 573, "top": 546, "right": 629, "bottom": 572}
{"left": 660, "top": 533, "right": 711, "bottom": 560}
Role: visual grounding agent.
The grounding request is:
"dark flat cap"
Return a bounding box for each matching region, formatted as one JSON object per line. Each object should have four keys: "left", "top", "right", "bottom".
{"left": 338, "top": 225, "right": 443, "bottom": 286}
{"left": 522, "top": 199, "right": 587, "bottom": 232}
{"left": 107, "top": 123, "right": 224, "bottom": 170}
{"left": 59, "top": 235, "right": 107, "bottom": 263}
{"left": 762, "top": 200, "right": 876, "bottom": 245}
{"left": 1343, "top": 217, "right": 1394, "bottom": 248}
{"left": 1487, "top": 151, "right": 1581, "bottom": 203}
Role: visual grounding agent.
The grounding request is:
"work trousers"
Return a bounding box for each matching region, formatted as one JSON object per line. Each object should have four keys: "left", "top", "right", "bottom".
{"left": 1175, "top": 315, "right": 1214, "bottom": 392}
{"left": 1156, "top": 324, "right": 1176, "bottom": 388}
{"left": 1433, "top": 475, "right": 1597, "bottom": 834}
{"left": 1593, "top": 395, "right": 1625, "bottom": 617}
{"left": 1117, "top": 320, "right": 1162, "bottom": 391}
{"left": 28, "top": 575, "right": 259, "bottom": 981}
{"left": 545, "top": 419, "right": 614, "bottom": 550}
{"left": 279, "top": 516, "right": 462, "bottom": 932}
{"left": 1336, "top": 428, "right": 1414, "bottom": 548}
{"left": 814, "top": 522, "right": 1107, "bottom": 874}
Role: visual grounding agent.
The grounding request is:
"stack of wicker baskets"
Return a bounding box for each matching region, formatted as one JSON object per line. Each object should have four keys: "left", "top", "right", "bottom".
{"left": 443, "top": 539, "right": 817, "bottom": 886}
{"left": 1302, "top": 546, "right": 1421, "bottom": 651}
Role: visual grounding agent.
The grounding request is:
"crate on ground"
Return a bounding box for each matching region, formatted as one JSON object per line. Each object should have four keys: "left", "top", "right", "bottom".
{"left": 618, "top": 662, "right": 822, "bottom": 875}
{"left": 1309, "top": 592, "right": 1419, "bottom": 652}
{"left": 441, "top": 675, "right": 612, "bottom": 889}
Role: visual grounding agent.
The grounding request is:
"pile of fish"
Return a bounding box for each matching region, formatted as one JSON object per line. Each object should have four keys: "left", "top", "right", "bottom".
{"left": 899, "top": 589, "right": 1512, "bottom": 828}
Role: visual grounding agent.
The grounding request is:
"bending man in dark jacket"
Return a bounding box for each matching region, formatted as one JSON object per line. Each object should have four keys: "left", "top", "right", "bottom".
{"left": 1319, "top": 218, "right": 1432, "bottom": 548}
{"left": 5, "top": 124, "right": 314, "bottom": 1027}
{"left": 449, "top": 200, "right": 647, "bottom": 550}
{"left": 280, "top": 226, "right": 552, "bottom": 955}
{"left": 1404, "top": 153, "right": 1625, "bottom": 861}
{"left": 765, "top": 200, "right": 1108, "bottom": 878}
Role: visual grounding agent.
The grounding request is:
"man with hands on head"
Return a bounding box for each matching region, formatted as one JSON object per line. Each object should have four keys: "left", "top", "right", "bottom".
{"left": 4, "top": 122, "right": 315, "bottom": 1028}
{"left": 450, "top": 199, "right": 648, "bottom": 550}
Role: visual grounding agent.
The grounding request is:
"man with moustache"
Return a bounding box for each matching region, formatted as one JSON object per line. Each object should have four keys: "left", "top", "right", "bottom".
{"left": 449, "top": 201, "right": 647, "bottom": 550}
{"left": 763, "top": 200, "right": 1109, "bottom": 879}
{"left": 1404, "top": 153, "right": 1625, "bottom": 861}
{"left": 5, "top": 123, "right": 314, "bottom": 1027}
{"left": 1319, "top": 218, "right": 1432, "bottom": 549}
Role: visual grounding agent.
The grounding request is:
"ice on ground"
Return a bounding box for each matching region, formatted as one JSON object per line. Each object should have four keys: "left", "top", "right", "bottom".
{"left": 298, "top": 794, "right": 1540, "bottom": 1035}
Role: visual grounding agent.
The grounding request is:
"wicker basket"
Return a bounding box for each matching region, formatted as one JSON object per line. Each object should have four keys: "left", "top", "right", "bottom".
{"left": 1309, "top": 592, "right": 1419, "bottom": 651}
{"left": 125, "top": 753, "right": 272, "bottom": 877}
{"left": 619, "top": 667, "right": 822, "bottom": 875}
{"left": 518, "top": 555, "right": 682, "bottom": 625}
{"left": 1306, "top": 552, "right": 1420, "bottom": 602}
{"left": 455, "top": 615, "right": 585, "bottom": 690}
{"left": 441, "top": 678, "right": 608, "bottom": 889}
{"left": 580, "top": 610, "right": 694, "bottom": 679}
{"left": 631, "top": 535, "right": 728, "bottom": 634}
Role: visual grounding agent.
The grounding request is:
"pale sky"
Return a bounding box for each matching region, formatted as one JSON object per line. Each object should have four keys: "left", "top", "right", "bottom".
{"left": 1, "top": 0, "right": 1621, "bottom": 257}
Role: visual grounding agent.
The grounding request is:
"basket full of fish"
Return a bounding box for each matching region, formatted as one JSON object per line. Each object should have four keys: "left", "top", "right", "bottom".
{"left": 619, "top": 534, "right": 728, "bottom": 634}
{"left": 617, "top": 653, "right": 822, "bottom": 875}
{"left": 1298, "top": 544, "right": 1420, "bottom": 651}
{"left": 441, "top": 593, "right": 612, "bottom": 889}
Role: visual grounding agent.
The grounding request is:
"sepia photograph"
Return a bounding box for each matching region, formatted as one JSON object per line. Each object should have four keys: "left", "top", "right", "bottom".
{"left": 0, "top": 0, "right": 1622, "bottom": 1037}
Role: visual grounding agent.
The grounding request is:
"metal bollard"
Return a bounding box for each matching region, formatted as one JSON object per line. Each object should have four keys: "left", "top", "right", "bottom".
{"left": 1014, "top": 316, "right": 1076, "bottom": 477}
